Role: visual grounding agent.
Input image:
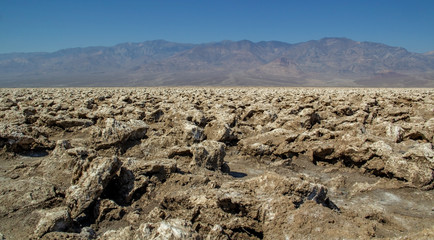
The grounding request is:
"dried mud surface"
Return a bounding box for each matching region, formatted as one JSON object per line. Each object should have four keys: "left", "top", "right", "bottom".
{"left": 0, "top": 87, "right": 433, "bottom": 239}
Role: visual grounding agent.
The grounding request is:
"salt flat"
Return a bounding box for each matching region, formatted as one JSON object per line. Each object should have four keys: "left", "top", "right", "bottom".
{"left": 0, "top": 87, "right": 433, "bottom": 239}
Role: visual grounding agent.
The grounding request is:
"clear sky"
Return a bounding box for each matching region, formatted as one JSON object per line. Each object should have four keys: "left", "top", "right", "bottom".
{"left": 1, "top": 0, "right": 433, "bottom": 53}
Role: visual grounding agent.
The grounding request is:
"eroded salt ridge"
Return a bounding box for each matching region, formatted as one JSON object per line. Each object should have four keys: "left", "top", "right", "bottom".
{"left": 0, "top": 87, "right": 433, "bottom": 239}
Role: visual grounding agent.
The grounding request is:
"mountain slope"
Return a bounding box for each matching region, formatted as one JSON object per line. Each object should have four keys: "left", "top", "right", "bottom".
{"left": 0, "top": 40, "right": 194, "bottom": 74}
{"left": 0, "top": 38, "right": 433, "bottom": 87}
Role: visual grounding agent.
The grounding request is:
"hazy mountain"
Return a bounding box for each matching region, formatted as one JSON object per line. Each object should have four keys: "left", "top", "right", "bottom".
{"left": 0, "top": 38, "right": 433, "bottom": 87}
{"left": 250, "top": 38, "right": 434, "bottom": 86}
{"left": 424, "top": 51, "right": 434, "bottom": 56}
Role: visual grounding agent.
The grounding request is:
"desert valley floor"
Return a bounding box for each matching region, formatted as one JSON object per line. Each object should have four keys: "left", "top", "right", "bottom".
{"left": 0, "top": 87, "right": 433, "bottom": 239}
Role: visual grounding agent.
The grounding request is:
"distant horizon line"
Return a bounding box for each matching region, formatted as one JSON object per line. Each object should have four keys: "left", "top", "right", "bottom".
{"left": 1, "top": 37, "right": 432, "bottom": 55}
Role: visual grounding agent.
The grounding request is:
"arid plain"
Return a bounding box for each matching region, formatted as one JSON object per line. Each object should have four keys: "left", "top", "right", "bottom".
{"left": 0, "top": 87, "right": 433, "bottom": 239}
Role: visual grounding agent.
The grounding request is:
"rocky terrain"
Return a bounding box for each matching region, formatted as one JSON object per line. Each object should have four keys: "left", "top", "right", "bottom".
{"left": 0, "top": 87, "right": 433, "bottom": 239}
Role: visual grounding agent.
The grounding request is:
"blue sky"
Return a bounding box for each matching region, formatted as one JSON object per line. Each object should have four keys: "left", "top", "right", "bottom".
{"left": 0, "top": 0, "right": 433, "bottom": 53}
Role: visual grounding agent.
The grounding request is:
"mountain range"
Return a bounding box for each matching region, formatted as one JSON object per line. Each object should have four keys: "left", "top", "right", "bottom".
{"left": 1, "top": 38, "right": 433, "bottom": 87}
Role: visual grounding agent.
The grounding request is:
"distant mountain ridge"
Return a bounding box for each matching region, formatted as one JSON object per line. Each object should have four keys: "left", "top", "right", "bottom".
{"left": 1, "top": 38, "right": 433, "bottom": 87}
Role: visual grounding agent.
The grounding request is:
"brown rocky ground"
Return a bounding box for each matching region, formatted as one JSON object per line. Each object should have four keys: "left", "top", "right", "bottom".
{"left": 0, "top": 87, "right": 433, "bottom": 240}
